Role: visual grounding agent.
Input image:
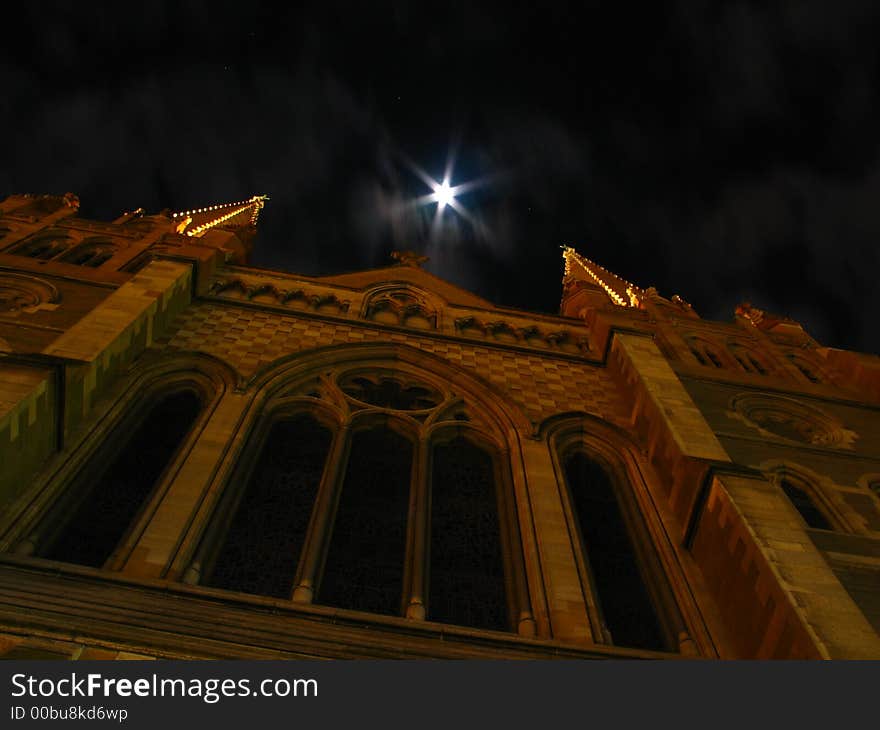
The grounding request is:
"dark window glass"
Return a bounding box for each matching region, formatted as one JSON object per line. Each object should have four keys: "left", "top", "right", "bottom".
{"left": 318, "top": 427, "right": 412, "bottom": 616}
{"left": 206, "top": 415, "right": 332, "bottom": 598}
{"left": 780, "top": 479, "right": 832, "bottom": 530}
{"left": 564, "top": 452, "right": 666, "bottom": 651}
{"left": 706, "top": 350, "right": 723, "bottom": 368}
{"left": 689, "top": 347, "right": 706, "bottom": 366}
{"left": 429, "top": 437, "right": 508, "bottom": 631}
{"left": 42, "top": 390, "right": 202, "bottom": 567}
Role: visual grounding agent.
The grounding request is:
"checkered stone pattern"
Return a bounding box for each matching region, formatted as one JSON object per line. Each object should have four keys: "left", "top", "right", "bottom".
{"left": 155, "top": 303, "right": 630, "bottom": 426}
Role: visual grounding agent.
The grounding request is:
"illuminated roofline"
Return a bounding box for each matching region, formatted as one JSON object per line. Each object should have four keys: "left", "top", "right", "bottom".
{"left": 172, "top": 195, "right": 269, "bottom": 237}
{"left": 562, "top": 245, "right": 641, "bottom": 308}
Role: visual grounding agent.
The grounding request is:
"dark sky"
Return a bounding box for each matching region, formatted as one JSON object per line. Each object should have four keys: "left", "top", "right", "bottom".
{"left": 2, "top": 1, "right": 879, "bottom": 353}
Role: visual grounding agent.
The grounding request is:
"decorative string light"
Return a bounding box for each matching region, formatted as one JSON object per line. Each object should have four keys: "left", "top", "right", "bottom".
{"left": 170, "top": 195, "right": 269, "bottom": 237}
{"left": 562, "top": 245, "right": 640, "bottom": 308}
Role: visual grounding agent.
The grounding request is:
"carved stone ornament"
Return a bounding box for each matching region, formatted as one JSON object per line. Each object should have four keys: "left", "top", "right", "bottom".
{"left": 339, "top": 371, "right": 442, "bottom": 411}
{"left": 728, "top": 393, "right": 857, "bottom": 449}
{"left": 0, "top": 274, "right": 60, "bottom": 314}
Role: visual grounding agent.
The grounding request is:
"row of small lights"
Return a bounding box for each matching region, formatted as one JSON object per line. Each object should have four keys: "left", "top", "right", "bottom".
{"left": 173, "top": 196, "right": 268, "bottom": 237}
{"left": 249, "top": 195, "right": 267, "bottom": 226}
{"left": 186, "top": 203, "right": 254, "bottom": 237}
{"left": 562, "top": 246, "right": 635, "bottom": 308}
{"left": 172, "top": 197, "right": 258, "bottom": 219}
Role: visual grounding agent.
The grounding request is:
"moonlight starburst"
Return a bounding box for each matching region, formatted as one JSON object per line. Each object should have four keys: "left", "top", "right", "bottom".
{"left": 398, "top": 143, "right": 493, "bottom": 240}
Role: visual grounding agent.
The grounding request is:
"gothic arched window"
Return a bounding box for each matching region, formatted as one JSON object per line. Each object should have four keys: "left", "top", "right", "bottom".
{"left": 428, "top": 436, "right": 508, "bottom": 631}
{"left": 189, "top": 363, "right": 534, "bottom": 636}
{"left": 562, "top": 451, "right": 667, "bottom": 651}
{"left": 37, "top": 389, "right": 203, "bottom": 568}
{"left": 205, "top": 414, "right": 333, "bottom": 598}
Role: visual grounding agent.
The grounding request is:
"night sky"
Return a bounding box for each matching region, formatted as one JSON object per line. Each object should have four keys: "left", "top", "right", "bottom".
{"left": 3, "top": 2, "right": 879, "bottom": 354}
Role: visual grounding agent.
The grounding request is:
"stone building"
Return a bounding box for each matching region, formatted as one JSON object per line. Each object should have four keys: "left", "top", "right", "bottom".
{"left": 0, "top": 191, "right": 878, "bottom": 659}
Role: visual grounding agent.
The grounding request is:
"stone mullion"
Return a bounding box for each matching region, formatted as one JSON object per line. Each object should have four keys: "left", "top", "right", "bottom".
{"left": 403, "top": 436, "right": 430, "bottom": 620}
{"left": 292, "top": 424, "right": 351, "bottom": 603}
{"left": 497, "top": 452, "right": 537, "bottom": 637}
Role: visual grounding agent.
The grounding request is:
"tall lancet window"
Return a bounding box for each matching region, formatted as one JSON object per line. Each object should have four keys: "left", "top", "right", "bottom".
{"left": 428, "top": 436, "right": 507, "bottom": 631}
{"left": 563, "top": 452, "right": 666, "bottom": 651}
{"left": 40, "top": 389, "right": 202, "bottom": 568}
{"left": 206, "top": 414, "right": 332, "bottom": 598}
{"left": 318, "top": 426, "right": 413, "bottom": 616}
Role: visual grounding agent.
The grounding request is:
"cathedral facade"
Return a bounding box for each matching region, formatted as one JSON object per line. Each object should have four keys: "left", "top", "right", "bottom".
{"left": 0, "top": 192, "right": 878, "bottom": 659}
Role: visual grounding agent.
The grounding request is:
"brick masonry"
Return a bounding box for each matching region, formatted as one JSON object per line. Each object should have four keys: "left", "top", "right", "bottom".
{"left": 155, "top": 301, "right": 631, "bottom": 428}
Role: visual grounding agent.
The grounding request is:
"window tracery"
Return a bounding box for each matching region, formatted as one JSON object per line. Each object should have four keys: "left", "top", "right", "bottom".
{"left": 193, "top": 359, "right": 532, "bottom": 636}
{"left": 339, "top": 371, "right": 442, "bottom": 411}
